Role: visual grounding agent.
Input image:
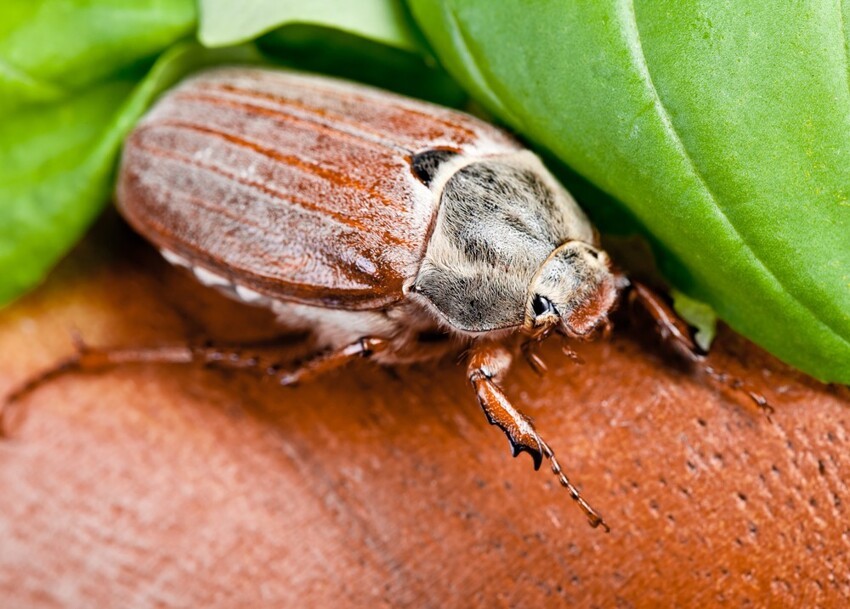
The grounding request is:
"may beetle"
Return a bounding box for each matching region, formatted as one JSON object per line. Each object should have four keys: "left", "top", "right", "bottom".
{"left": 5, "top": 67, "right": 768, "bottom": 531}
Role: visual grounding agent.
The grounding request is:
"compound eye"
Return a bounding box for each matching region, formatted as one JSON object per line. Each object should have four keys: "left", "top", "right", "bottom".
{"left": 532, "top": 294, "right": 557, "bottom": 318}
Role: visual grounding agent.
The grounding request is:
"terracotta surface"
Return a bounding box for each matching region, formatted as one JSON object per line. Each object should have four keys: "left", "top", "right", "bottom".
{"left": 0, "top": 214, "right": 848, "bottom": 608}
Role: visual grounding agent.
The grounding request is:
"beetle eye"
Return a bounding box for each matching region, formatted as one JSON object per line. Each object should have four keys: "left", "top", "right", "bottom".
{"left": 532, "top": 294, "right": 556, "bottom": 318}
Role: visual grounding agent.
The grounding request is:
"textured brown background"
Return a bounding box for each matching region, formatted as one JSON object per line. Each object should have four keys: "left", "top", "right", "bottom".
{"left": 0, "top": 214, "right": 848, "bottom": 608}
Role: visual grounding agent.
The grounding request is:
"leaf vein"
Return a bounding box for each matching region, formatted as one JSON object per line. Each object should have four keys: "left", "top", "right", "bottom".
{"left": 838, "top": 0, "right": 850, "bottom": 110}
{"left": 0, "top": 56, "right": 67, "bottom": 100}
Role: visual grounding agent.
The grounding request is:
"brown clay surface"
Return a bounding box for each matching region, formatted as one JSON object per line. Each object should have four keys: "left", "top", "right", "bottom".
{"left": 0, "top": 215, "right": 848, "bottom": 608}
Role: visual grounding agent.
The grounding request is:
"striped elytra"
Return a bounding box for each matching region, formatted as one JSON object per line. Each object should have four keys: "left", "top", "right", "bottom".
{"left": 116, "top": 67, "right": 523, "bottom": 310}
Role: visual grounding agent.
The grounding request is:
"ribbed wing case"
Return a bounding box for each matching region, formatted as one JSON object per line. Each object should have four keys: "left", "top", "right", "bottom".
{"left": 117, "top": 67, "right": 521, "bottom": 309}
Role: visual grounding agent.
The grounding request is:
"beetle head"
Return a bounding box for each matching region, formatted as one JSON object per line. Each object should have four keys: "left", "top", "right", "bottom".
{"left": 524, "top": 241, "right": 621, "bottom": 339}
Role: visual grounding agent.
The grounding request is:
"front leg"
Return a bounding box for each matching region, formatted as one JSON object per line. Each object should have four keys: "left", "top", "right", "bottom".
{"left": 467, "top": 342, "right": 609, "bottom": 532}
{"left": 628, "top": 280, "right": 772, "bottom": 414}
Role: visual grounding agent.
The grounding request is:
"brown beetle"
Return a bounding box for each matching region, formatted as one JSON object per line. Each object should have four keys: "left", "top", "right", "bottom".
{"left": 4, "top": 67, "right": 767, "bottom": 531}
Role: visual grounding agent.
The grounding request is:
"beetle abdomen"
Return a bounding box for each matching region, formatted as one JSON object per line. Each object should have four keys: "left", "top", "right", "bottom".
{"left": 117, "top": 67, "right": 520, "bottom": 309}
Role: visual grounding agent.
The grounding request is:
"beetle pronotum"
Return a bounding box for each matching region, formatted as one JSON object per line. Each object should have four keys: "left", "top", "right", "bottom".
{"left": 3, "top": 67, "right": 768, "bottom": 531}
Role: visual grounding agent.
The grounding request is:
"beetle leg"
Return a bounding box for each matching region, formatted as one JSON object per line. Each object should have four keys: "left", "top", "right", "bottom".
{"left": 466, "top": 343, "right": 609, "bottom": 532}
{"left": 273, "top": 337, "right": 388, "bottom": 386}
{"left": 628, "top": 280, "right": 772, "bottom": 415}
{"left": 0, "top": 332, "right": 377, "bottom": 437}
{"left": 1, "top": 335, "right": 193, "bottom": 436}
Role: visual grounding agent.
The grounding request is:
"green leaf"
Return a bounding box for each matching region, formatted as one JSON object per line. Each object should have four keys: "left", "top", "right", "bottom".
{"left": 409, "top": 0, "right": 850, "bottom": 383}
{"left": 0, "top": 43, "right": 261, "bottom": 307}
{"left": 199, "top": 0, "right": 423, "bottom": 52}
{"left": 258, "top": 25, "right": 465, "bottom": 107}
{"left": 0, "top": 0, "right": 196, "bottom": 113}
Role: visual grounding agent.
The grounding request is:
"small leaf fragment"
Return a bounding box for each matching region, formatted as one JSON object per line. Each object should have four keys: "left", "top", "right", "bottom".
{"left": 199, "top": 0, "right": 423, "bottom": 52}
{"left": 672, "top": 290, "right": 717, "bottom": 352}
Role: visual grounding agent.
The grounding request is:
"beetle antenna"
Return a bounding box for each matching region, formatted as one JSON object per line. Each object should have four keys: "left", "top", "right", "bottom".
{"left": 540, "top": 438, "right": 609, "bottom": 532}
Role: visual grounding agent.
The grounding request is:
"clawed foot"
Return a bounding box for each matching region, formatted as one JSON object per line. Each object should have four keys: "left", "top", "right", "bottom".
{"left": 468, "top": 343, "right": 609, "bottom": 532}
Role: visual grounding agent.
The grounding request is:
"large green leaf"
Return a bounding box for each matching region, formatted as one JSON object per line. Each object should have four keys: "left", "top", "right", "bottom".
{"left": 0, "top": 43, "right": 261, "bottom": 306}
{"left": 0, "top": 0, "right": 198, "bottom": 304}
{"left": 0, "top": 0, "right": 196, "bottom": 114}
{"left": 409, "top": 0, "right": 850, "bottom": 383}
